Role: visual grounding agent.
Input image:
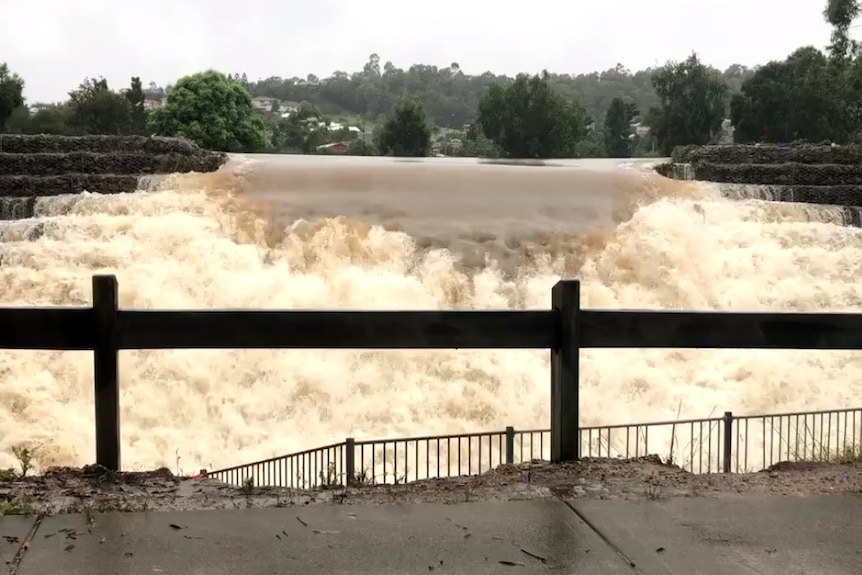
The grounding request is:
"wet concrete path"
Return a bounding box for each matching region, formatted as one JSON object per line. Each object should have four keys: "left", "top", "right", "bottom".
{"left": 4, "top": 494, "right": 862, "bottom": 574}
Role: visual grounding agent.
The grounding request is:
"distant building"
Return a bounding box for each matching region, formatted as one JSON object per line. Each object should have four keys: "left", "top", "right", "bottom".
{"left": 718, "top": 118, "right": 735, "bottom": 144}
{"left": 326, "top": 122, "right": 363, "bottom": 133}
{"left": 251, "top": 96, "right": 278, "bottom": 111}
{"left": 281, "top": 101, "right": 300, "bottom": 113}
{"left": 631, "top": 122, "right": 650, "bottom": 137}
{"left": 143, "top": 99, "right": 162, "bottom": 111}
{"left": 316, "top": 141, "right": 349, "bottom": 154}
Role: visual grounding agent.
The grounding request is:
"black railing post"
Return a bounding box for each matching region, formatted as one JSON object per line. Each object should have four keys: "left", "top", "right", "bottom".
{"left": 345, "top": 438, "right": 356, "bottom": 486}
{"left": 505, "top": 427, "right": 515, "bottom": 464}
{"left": 551, "top": 280, "right": 581, "bottom": 463}
{"left": 93, "top": 275, "right": 120, "bottom": 471}
{"left": 722, "top": 411, "right": 733, "bottom": 473}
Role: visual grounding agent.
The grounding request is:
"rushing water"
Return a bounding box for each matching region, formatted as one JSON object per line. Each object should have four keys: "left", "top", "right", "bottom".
{"left": 0, "top": 155, "right": 860, "bottom": 473}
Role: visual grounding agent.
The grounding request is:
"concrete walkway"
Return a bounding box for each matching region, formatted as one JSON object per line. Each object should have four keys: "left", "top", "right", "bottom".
{"left": 4, "top": 495, "right": 862, "bottom": 574}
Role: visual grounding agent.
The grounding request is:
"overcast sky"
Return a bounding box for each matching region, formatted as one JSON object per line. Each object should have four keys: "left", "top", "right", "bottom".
{"left": 1, "top": 0, "right": 836, "bottom": 103}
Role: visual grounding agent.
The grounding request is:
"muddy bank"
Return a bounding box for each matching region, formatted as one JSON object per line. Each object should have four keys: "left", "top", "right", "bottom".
{"left": 3, "top": 458, "right": 861, "bottom": 516}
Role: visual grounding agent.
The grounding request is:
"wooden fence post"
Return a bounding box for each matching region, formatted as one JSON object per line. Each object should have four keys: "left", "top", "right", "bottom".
{"left": 345, "top": 438, "right": 356, "bottom": 486}
{"left": 93, "top": 275, "right": 120, "bottom": 471}
{"left": 505, "top": 426, "right": 515, "bottom": 465}
{"left": 551, "top": 280, "right": 580, "bottom": 463}
{"left": 722, "top": 411, "right": 734, "bottom": 473}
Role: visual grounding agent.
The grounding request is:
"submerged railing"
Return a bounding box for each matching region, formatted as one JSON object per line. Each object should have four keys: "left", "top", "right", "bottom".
{"left": 2, "top": 275, "right": 862, "bottom": 472}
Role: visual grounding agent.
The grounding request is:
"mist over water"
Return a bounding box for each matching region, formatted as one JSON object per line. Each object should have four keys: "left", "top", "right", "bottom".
{"left": 1, "top": 155, "right": 861, "bottom": 473}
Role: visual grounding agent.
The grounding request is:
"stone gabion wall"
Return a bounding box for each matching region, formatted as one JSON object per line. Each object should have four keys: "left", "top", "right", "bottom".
{"left": 0, "top": 152, "right": 225, "bottom": 177}
{"left": 778, "top": 185, "right": 862, "bottom": 206}
{"left": 0, "top": 134, "right": 227, "bottom": 202}
{"left": 672, "top": 143, "right": 862, "bottom": 165}
{"left": 0, "top": 174, "right": 141, "bottom": 197}
{"left": 691, "top": 163, "right": 862, "bottom": 186}
{"left": 663, "top": 143, "right": 862, "bottom": 212}
{"left": 0, "top": 134, "right": 205, "bottom": 155}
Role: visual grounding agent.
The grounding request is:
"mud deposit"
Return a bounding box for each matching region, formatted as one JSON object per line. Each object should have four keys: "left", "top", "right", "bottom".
{"left": 2, "top": 458, "right": 861, "bottom": 516}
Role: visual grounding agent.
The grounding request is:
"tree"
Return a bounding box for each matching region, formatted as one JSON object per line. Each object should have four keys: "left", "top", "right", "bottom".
{"left": 730, "top": 47, "right": 851, "bottom": 143}
{"left": 126, "top": 77, "right": 148, "bottom": 134}
{"left": 7, "top": 103, "right": 76, "bottom": 135}
{"left": 1, "top": 56, "right": 765, "bottom": 151}
{"left": 477, "top": 71, "right": 589, "bottom": 159}
{"left": 644, "top": 54, "right": 728, "bottom": 154}
{"left": 247, "top": 56, "right": 754, "bottom": 133}
{"left": 148, "top": 70, "right": 266, "bottom": 152}
{"left": 271, "top": 101, "right": 330, "bottom": 153}
{"left": 68, "top": 78, "right": 132, "bottom": 135}
{"left": 346, "top": 139, "right": 376, "bottom": 156}
{"left": 457, "top": 123, "right": 499, "bottom": 158}
{"left": 0, "top": 63, "right": 25, "bottom": 132}
{"left": 374, "top": 97, "right": 432, "bottom": 157}
{"left": 603, "top": 97, "right": 639, "bottom": 157}
{"left": 362, "top": 53, "right": 382, "bottom": 78}
{"left": 824, "top": 0, "right": 860, "bottom": 60}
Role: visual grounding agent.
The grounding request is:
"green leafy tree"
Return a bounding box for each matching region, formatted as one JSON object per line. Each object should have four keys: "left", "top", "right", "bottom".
{"left": 0, "top": 63, "right": 25, "bottom": 132}
{"left": 603, "top": 97, "right": 639, "bottom": 157}
{"left": 346, "top": 139, "right": 377, "bottom": 156}
{"left": 824, "top": 0, "right": 860, "bottom": 60}
{"left": 730, "top": 47, "right": 851, "bottom": 143}
{"left": 460, "top": 123, "right": 501, "bottom": 158}
{"left": 270, "top": 101, "right": 331, "bottom": 153}
{"left": 644, "top": 54, "right": 728, "bottom": 154}
{"left": 7, "top": 103, "right": 76, "bottom": 135}
{"left": 68, "top": 78, "right": 132, "bottom": 135}
{"left": 2, "top": 56, "right": 765, "bottom": 151}
{"left": 477, "top": 71, "right": 589, "bottom": 159}
{"left": 4, "top": 105, "right": 30, "bottom": 133}
{"left": 148, "top": 70, "right": 266, "bottom": 152}
{"left": 247, "top": 57, "right": 753, "bottom": 132}
{"left": 575, "top": 126, "right": 609, "bottom": 158}
{"left": 126, "top": 77, "right": 148, "bottom": 134}
{"left": 374, "top": 97, "right": 432, "bottom": 157}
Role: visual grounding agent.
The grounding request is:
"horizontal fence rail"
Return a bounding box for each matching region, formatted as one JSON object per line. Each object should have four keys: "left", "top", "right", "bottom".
{"left": 3, "top": 275, "right": 862, "bottom": 471}
{"left": 208, "top": 406, "right": 862, "bottom": 489}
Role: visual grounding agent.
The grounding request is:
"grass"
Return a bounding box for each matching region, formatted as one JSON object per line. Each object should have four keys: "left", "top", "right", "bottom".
{"left": 828, "top": 445, "right": 862, "bottom": 464}
{"left": 0, "top": 444, "right": 41, "bottom": 515}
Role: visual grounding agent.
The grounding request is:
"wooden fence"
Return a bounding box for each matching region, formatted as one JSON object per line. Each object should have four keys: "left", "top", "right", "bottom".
{"left": 4, "top": 275, "right": 862, "bottom": 471}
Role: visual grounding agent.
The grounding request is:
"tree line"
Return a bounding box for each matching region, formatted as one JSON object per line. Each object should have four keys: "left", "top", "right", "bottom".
{"left": 0, "top": 0, "right": 858, "bottom": 159}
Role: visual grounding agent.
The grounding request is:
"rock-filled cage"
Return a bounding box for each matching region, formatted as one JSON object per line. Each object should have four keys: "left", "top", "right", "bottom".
{"left": 0, "top": 134, "right": 227, "bottom": 220}
{"left": 656, "top": 143, "right": 862, "bottom": 225}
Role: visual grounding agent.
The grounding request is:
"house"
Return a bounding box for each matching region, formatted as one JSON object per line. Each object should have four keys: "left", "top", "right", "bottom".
{"left": 281, "top": 101, "right": 300, "bottom": 113}
{"left": 718, "top": 118, "right": 735, "bottom": 144}
{"left": 631, "top": 122, "right": 650, "bottom": 137}
{"left": 143, "top": 99, "right": 162, "bottom": 111}
{"left": 316, "top": 141, "right": 349, "bottom": 154}
{"left": 324, "top": 122, "right": 363, "bottom": 134}
{"left": 251, "top": 96, "right": 278, "bottom": 111}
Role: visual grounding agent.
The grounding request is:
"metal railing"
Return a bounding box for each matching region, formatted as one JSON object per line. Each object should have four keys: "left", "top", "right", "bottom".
{"left": 207, "top": 406, "right": 862, "bottom": 489}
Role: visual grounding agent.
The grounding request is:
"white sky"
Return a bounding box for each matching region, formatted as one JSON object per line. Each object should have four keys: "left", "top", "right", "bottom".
{"left": 1, "top": 0, "right": 835, "bottom": 103}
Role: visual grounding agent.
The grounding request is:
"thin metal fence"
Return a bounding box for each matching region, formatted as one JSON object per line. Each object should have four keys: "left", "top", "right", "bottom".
{"left": 205, "top": 442, "right": 346, "bottom": 490}
{"left": 731, "top": 407, "right": 862, "bottom": 472}
{"left": 578, "top": 416, "right": 726, "bottom": 473}
{"left": 207, "top": 406, "right": 862, "bottom": 488}
{"left": 352, "top": 431, "right": 510, "bottom": 485}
